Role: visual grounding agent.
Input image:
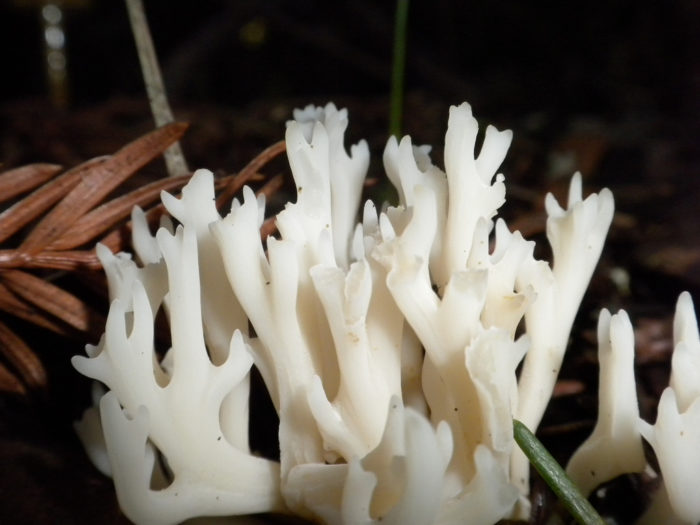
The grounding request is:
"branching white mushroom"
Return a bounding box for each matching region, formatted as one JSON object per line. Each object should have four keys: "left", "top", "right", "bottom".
{"left": 73, "top": 101, "right": 694, "bottom": 524}
{"left": 638, "top": 293, "right": 700, "bottom": 524}
{"left": 73, "top": 226, "right": 283, "bottom": 524}
{"left": 565, "top": 309, "right": 646, "bottom": 496}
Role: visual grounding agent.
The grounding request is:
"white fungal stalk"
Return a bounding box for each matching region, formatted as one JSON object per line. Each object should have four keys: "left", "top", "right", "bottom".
{"left": 565, "top": 309, "right": 646, "bottom": 496}
{"left": 73, "top": 102, "right": 695, "bottom": 524}
{"left": 637, "top": 293, "right": 700, "bottom": 524}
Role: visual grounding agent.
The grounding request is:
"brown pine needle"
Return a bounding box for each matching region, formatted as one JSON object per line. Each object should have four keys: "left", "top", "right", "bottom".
{"left": 20, "top": 122, "right": 188, "bottom": 254}
{"left": 0, "top": 156, "right": 108, "bottom": 244}
{"left": 1, "top": 270, "right": 102, "bottom": 332}
{"left": 7, "top": 250, "right": 105, "bottom": 271}
{"left": 0, "top": 360, "right": 26, "bottom": 395}
{"left": 47, "top": 173, "right": 192, "bottom": 251}
{"left": 0, "top": 320, "right": 48, "bottom": 391}
{"left": 0, "top": 163, "right": 63, "bottom": 202}
{"left": 0, "top": 281, "right": 72, "bottom": 335}
{"left": 257, "top": 173, "right": 285, "bottom": 200}
{"left": 216, "top": 140, "right": 286, "bottom": 209}
{"left": 0, "top": 122, "right": 287, "bottom": 395}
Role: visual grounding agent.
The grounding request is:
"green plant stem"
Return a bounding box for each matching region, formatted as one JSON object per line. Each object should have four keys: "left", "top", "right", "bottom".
{"left": 389, "top": 0, "right": 409, "bottom": 138}
{"left": 513, "top": 419, "right": 606, "bottom": 525}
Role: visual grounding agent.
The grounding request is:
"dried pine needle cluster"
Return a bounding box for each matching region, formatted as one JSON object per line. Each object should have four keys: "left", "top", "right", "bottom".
{"left": 0, "top": 124, "right": 285, "bottom": 395}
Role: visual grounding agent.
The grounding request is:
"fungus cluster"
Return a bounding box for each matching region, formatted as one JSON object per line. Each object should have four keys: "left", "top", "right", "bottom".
{"left": 73, "top": 103, "right": 699, "bottom": 524}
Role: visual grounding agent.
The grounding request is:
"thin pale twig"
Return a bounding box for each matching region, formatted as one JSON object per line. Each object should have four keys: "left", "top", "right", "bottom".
{"left": 125, "top": 0, "right": 189, "bottom": 177}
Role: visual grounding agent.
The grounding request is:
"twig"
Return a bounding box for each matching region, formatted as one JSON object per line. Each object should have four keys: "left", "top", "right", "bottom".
{"left": 125, "top": 0, "right": 189, "bottom": 177}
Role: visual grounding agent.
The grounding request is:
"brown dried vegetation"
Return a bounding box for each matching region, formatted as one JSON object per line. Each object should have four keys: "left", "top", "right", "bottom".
{"left": 0, "top": 124, "right": 285, "bottom": 395}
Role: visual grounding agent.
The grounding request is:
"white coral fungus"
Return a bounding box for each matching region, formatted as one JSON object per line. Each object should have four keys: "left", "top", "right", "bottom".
{"left": 73, "top": 102, "right": 695, "bottom": 524}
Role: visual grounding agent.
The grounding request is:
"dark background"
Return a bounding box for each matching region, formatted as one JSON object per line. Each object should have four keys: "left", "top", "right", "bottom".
{"left": 0, "top": 1, "right": 698, "bottom": 523}
{"left": 2, "top": 1, "right": 696, "bottom": 114}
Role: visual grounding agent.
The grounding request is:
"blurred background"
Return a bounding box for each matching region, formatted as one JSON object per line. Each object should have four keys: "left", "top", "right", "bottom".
{"left": 0, "top": 1, "right": 698, "bottom": 523}
{"left": 2, "top": 0, "right": 697, "bottom": 164}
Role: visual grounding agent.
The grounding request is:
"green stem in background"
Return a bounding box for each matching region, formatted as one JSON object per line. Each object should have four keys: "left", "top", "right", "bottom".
{"left": 513, "top": 420, "right": 606, "bottom": 525}
{"left": 389, "top": 0, "right": 409, "bottom": 138}
{"left": 125, "top": 0, "right": 189, "bottom": 177}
